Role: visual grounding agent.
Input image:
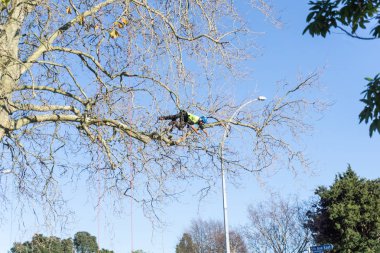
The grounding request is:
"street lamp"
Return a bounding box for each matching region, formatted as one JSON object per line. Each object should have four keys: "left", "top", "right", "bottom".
{"left": 219, "top": 96, "right": 266, "bottom": 253}
{"left": 0, "top": 169, "right": 12, "bottom": 174}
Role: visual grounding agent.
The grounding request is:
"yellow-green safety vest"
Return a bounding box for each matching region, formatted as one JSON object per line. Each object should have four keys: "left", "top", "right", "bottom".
{"left": 187, "top": 113, "right": 200, "bottom": 124}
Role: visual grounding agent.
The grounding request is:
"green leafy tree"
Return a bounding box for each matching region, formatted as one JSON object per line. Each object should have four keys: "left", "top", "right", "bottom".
{"left": 10, "top": 242, "right": 29, "bottom": 253}
{"left": 62, "top": 238, "right": 74, "bottom": 253}
{"left": 99, "top": 249, "right": 114, "bottom": 253}
{"left": 304, "top": 0, "right": 380, "bottom": 136}
{"left": 10, "top": 234, "right": 73, "bottom": 253}
{"left": 306, "top": 166, "right": 380, "bottom": 252}
{"left": 9, "top": 231, "right": 114, "bottom": 253}
{"left": 176, "top": 233, "right": 196, "bottom": 253}
{"left": 74, "top": 232, "right": 98, "bottom": 253}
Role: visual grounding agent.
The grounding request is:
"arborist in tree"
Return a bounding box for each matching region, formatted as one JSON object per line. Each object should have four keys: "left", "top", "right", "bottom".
{"left": 158, "top": 110, "right": 208, "bottom": 137}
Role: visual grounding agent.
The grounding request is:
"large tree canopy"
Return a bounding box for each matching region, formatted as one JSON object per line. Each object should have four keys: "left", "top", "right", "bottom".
{"left": 303, "top": 0, "right": 380, "bottom": 137}
{"left": 306, "top": 166, "right": 380, "bottom": 252}
{"left": 244, "top": 196, "right": 312, "bottom": 253}
{"left": 0, "top": 0, "right": 324, "bottom": 225}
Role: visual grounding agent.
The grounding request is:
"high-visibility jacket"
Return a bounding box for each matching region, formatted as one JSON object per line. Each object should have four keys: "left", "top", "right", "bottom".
{"left": 187, "top": 113, "right": 200, "bottom": 125}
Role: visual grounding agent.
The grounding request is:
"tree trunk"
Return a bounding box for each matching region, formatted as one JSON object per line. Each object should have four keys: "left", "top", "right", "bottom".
{"left": 0, "top": 2, "right": 27, "bottom": 140}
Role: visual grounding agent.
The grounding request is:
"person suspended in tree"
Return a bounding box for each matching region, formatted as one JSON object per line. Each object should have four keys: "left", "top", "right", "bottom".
{"left": 159, "top": 110, "right": 208, "bottom": 137}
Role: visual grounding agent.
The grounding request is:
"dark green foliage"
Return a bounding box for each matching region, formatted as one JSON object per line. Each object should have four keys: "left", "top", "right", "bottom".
{"left": 74, "top": 232, "right": 98, "bottom": 253}
{"left": 62, "top": 239, "right": 74, "bottom": 253}
{"left": 304, "top": 0, "right": 380, "bottom": 39}
{"left": 10, "top": 231, "right": 114, "bottom": 253}
{"left": 359, "top": 74, "right": 380, "bottom": 136}
{"left": 99, "top": 249, "right": 114, "bottom": 253}
{"left": 304, "top": 0, "right": 339, "bottom": 37}
{"left": 306, "top": 166, "right": 380, "bottom": 252}
{"left": 176, "top": 233, "right": 196, "bottom": 253}
{"left": 10, "top": 234, "right": 73, "bottom": 253}
{"left": 304, "top": 0, "right": 380, "bottom": 136}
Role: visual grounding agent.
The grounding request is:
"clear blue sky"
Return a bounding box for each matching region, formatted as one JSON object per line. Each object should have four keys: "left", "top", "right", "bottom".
{"left": 1, "top": 1, "right": 379, "bottom": 253}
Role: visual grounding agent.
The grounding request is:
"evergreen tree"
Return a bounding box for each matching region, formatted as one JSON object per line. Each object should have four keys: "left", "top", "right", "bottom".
{"left": 306, "top": 166, "right": 380, "bottom": 252}
{"left": 74, "top": 232, "right": 98, "bottom": 253}
{"left": 176, "top": 233, "right": 196, "bottom": 253}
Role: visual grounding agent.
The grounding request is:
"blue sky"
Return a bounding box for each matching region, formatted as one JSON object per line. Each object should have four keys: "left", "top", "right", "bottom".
{"left": 1, "top": 1, "right": 379, "bottom": 253}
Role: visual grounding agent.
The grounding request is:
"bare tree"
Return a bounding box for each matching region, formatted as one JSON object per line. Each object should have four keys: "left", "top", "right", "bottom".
{"left": 0, "top": 0, "right": 324, "bottom": 225}
{"left": 177, "top": 219, "right": 247, "bottom": 253}
{"left": 244, "top": 196, "right": 313, "bottom": 253}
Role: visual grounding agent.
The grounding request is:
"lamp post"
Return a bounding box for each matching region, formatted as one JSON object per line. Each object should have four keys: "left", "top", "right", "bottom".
{"left": 219, "top": 96, "right": 266, "bottom": 253}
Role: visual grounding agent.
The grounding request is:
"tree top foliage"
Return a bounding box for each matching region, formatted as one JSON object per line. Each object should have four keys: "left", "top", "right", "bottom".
{"left": 306, "top": 166, "right": 380, "bottom": 252}
{"left": 10, "top": 231, "right": 114, "bottom": 253}
{"left": 304, "top": 0, "right": 380, "bottom": 137}
{"left": 304, "top": 0, "right": 380, "bottom": 39}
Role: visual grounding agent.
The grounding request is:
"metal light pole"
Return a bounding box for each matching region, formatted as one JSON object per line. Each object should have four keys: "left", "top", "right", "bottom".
{"left": 219, "top": 96, "right": 266, "bottom": 253}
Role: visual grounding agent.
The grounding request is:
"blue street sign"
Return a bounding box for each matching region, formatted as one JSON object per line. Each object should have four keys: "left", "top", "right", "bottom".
{"left": 310, "top": 244, "right": 334, "bottom": 252}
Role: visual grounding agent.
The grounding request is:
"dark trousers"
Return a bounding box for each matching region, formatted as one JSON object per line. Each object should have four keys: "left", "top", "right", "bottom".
{"left": 161, "top": 110, "right": 188, "bottom": 130}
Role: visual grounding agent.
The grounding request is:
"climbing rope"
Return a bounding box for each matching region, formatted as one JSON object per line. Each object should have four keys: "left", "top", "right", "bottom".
{"left": 126, "top": 90, "right": 135, "bottom": 253}
{"left": 96, "top": 117, "right": 102, "bottom": 253}
{"left": 126, "top": 39, "right": 135, "bottom": 253}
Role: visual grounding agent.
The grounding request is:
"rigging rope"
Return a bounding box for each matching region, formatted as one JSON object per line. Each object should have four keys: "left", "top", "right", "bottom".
{"left": 97, "top": 117, "right": 102, "bottom": 253}
{"left": 96, "top": 83, "right": 105, "bottom": 253}
{"left": 126, "top": 30, "right": 136, "bottom": 253}
{"left": 127, "top": 90, "right": 135, "bottom": 253}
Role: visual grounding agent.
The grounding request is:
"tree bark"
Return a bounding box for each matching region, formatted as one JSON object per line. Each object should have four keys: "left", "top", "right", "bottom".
{"left": 0, "top": 1, "right": 33, "bottom": 140}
